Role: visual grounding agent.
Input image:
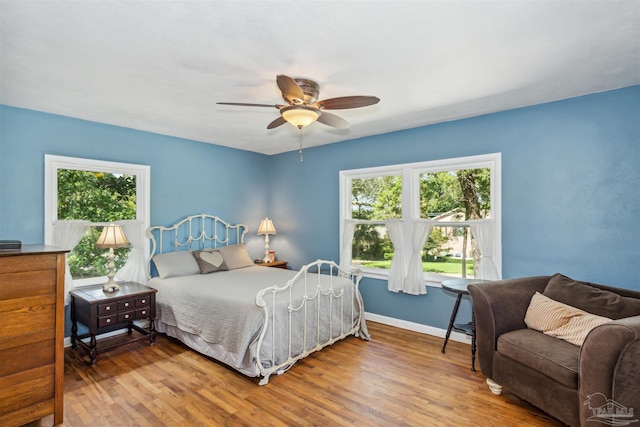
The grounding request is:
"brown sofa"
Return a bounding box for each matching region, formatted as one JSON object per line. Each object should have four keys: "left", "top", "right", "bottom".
{"left": 468, "top": 273, "right": 640, "bottom": 427}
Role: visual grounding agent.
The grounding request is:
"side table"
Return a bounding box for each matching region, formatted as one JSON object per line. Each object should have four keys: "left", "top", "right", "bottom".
{"left": 441, "top": 278, "right": 488, "bottom": 371}
{"left": 70, "top": 282, "right": 157, "bottom": 364}
{"left": 255, "top": 260, "right": 288, "bottom": 269}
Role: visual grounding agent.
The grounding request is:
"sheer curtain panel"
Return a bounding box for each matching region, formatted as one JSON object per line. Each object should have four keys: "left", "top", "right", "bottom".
{"left": 469, "top": 220, "right": 500, "bottom": 281}
{"left": 52, "top": 220, "right": 91, "bottom": 304}
{"left": 115, "top": 220, "right": 148, "bottom": 284}
{"left": 340, "top": 220, "right": 357, "bottom": 271}
{"left": 385, "top": 220, "right": 406, "bottom": 293}
{"left": 404, "top": 220, "right": 433, "bottom": 295}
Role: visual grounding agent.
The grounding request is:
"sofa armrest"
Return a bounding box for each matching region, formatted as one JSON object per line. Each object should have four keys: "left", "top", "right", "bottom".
{"left": 468, "top": 276, "right": 549, "bottom": 379}
{"left": 579, "top": 316, "right": 640, "bottom": 426}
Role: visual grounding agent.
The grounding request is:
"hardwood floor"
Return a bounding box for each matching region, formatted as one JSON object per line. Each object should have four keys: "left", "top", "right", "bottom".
{"left": 31, "top": 321, "right": 563, "bottom": 426}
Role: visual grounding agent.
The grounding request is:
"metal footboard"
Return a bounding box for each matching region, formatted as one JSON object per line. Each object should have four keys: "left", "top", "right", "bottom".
{"left": 255, "top": 260, "right": 365, "bottom": 385}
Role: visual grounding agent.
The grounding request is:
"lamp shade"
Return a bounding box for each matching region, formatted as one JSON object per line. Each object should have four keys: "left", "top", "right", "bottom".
{"left": 257, "top": 218, "right": 277, "bottom": 236}
{"left": 95, "top": 224, "right": 129, "bottom": 249}
{"left": 281, "top": 106, "right": 320, "bottom": 129}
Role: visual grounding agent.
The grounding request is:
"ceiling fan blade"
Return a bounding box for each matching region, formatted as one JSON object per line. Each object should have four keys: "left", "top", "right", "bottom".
{"left": 315, "top": 96, "right": 380, "bottom": 110}
{"left": 317, "top": 112, "right": 349, "bottom": 129}
{"left": 276, "top": 75, "right": 305, "bottom": 105}
{"left": 267, "top": 116, "right": 287, "bottom": 129}
{"left": 217, "top": 102, "right": 281, "bottom": 109}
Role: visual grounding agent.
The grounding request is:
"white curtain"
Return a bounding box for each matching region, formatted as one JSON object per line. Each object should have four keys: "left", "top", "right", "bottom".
{"left": 339, "top": 220, "right": 357, "bottom": 271}
{"left": 404, "top": 220, "right": 433, "bottom": 295}
{"left": 469, "top": 220, "right": 500, "bottom": 281}
{"left": 385, "top": 220, "right": 405, "bottom": 293}
{"left": 52, "top": 220, "right": 91, "bottom": 305}
{"left": 115, "top": 220, "right": 148, "bottom": 285}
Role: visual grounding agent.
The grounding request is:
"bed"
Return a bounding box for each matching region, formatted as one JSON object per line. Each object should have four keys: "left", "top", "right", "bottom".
{"left": 145, "top": 214, "right": 368, "bottom": 385}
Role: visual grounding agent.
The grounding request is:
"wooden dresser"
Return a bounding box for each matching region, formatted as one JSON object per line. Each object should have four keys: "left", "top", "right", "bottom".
{"left": 0, "top": 245, "right": 67, "bottom": 426}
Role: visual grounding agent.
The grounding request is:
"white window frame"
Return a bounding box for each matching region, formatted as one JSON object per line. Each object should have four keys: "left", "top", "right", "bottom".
{"left": 339, "top": 153, "right": 501, "bottom": 286}
{"left": 44, "top": 154, "right": 151, "bottom": 287}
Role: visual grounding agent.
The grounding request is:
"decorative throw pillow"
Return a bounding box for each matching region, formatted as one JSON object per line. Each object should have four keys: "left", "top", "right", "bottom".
{"left": 214, "top": 243, "right": 255, "bottom": 270}
{"left": 153, "top": 251, "right": 200, "bottom": 279}
{"left": 525, "top": 291, "right": 612, "bottom": 346}
{"left": 192, "top": 249, "right": 228, "bottom": 274}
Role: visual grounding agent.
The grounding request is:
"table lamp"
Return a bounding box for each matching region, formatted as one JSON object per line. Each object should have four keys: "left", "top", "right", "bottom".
{"left": 95, "top": 224, "right": 129, "bottom": 292}
{"left": 257, "top": 218, "right": 277, "bottom": 263}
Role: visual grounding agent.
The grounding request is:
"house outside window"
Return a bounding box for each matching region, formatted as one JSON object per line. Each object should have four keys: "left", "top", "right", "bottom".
{"left": 44, "top": 155, "right": 150, "bottom": 300}
{"left": 339, "top": 153, "right": 501, "bottom": 293}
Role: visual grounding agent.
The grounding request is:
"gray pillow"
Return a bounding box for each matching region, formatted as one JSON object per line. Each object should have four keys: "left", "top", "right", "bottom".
{"left": 215, "top": 243, "right": 255, "bottom": 270}
{"left": 152, "top": 251, "right": 200, "bottom": 279}
{"left": 544, "top": 273, "right": 640, "bottom": 319}
{"left": 193, "top": 249, "right": 228, "bottom": 274}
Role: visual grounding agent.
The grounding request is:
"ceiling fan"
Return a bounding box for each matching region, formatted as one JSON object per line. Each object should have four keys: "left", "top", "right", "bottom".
{"left": 217, "top": 74, "right": 380, "bottom": 130}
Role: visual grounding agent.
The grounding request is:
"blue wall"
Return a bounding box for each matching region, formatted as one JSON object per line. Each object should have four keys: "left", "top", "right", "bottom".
{"left": 1, "top": 86, "right": 639, "bottom": 334}
{"left": 269, "top": 86, "right": 640, "bottom": 329}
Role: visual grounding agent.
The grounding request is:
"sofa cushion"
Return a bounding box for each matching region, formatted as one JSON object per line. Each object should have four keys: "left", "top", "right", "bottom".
{"left": 544, "top": 273, "right": 640, "bottom": 320}
{"left": 497, "top": 329, "right": 580, "bottom": 389}
{"left": 525, "top": 292, "right": 612, "bottom": 346}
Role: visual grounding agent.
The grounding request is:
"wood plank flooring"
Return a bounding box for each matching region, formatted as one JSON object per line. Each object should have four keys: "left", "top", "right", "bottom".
{"left": 30, "top": 321, "right": 563, "bottom": 426}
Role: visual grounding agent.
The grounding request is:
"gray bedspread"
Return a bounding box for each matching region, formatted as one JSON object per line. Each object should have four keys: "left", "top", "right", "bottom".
{"left": 148, "top": 265, "right": 368, "bottom": 374}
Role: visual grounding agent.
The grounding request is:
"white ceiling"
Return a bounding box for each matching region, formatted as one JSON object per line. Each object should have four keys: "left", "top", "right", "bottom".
{"left": 1, "top": 1, "right": 639, "bottom": 155}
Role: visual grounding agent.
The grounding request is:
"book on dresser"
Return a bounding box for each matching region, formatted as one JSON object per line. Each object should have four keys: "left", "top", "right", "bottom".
{"left": 0, "top": 245, "right": 68, "bottom": 427}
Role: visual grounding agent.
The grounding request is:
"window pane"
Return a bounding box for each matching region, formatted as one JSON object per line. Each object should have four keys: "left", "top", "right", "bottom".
{"left": 419, "top": 168, "right": 491, "bottom": 220}
{"left": 57, "top": 169, "right": 136, "bottom": 279}
{"left": 57, "top": 169, "right": 137, "bottom": 222}
{"left": 351, "top": 223, "right": 393, "bottom": 269}
{"left": 423, "top": 226, "right": 475, "bottom": 278}
{"left": 351, "top": 176, "right": 402, "bottom": 220}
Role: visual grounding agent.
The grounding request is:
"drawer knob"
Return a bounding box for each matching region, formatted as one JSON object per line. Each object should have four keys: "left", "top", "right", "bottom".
{"left": 125, "top": 314, "right": 130, "bottom": 319}
{"left": 124, "top": 302, "right": 129, "bottom": 307}
{"left": 106, "top": 306, "right": 111, "bottom": 311}
{"left": 142, "top": 310, "right": 146, "bottom": 315}
{"left": 142, "top": 299, "right": 146, "bottom": 304}
{"left": 106, "top": 319, "right": 111, "bottom": 323}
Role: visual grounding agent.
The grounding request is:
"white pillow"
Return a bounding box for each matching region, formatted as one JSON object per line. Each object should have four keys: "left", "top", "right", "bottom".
{"left": 215, "top": 244, "right": 254, "bottom": 270}
{"left": 524, "top": 292, "right": 612, "bottom": 346}
{"left": 152, "top": 251, "right": 200, "bottom": 279}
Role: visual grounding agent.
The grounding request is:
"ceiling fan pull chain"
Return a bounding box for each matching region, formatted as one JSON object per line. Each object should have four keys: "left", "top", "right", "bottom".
{"left": 299, "top": 130, "right": 304, "bottom": 162}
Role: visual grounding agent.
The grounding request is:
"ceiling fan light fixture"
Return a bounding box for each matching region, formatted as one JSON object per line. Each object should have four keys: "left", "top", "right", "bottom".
{"left": 281, "top": 106, "right": 321, "bottom": 129}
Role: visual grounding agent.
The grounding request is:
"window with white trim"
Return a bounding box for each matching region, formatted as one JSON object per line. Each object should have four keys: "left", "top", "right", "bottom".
{"left": 44, "top": 155, "right": 150, "bottom": 297}
{"left": 339, "top": 153, "right": 501, "bottom": 290}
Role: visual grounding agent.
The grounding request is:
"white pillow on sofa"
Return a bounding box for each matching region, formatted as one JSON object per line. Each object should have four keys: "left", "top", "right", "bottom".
{"left": 524, "top": 292, "right": 612, "bottom": 346}
{"left": 152, "top": 251, "right": 200, "bottom": 279}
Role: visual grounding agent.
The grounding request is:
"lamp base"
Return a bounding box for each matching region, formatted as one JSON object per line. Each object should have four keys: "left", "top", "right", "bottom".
{"left": 103, "top": 279, "right": 120, "bottom": 293}
{"left": 263, "top": 255, "right": 272, "bottom": 263}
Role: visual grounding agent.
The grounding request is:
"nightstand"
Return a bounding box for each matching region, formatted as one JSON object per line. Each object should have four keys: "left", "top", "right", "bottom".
{"left": 70, "top": 282, "right": 157, "bottom": 364}
{"left": 255, "top": 260, "right": 288, "bottom": 269}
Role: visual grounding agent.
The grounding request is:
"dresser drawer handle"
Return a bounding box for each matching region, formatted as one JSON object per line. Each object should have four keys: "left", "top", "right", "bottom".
{"left": 124, "top": 314, "right": 130, "bottom": 319}
{"left": 124, "top": 302, "right": 130, "bottom": 307}
{"left": 141, "top": 310, "right": 146, "bottom": 315}
{"left": 141, "top": 299, "right": 146, "bottom": 304}
{"left": 106, "top": 306, "right": 111, "bottom": 311}
{"left": 106, "top": 319, "right": 111, "bottom": 323}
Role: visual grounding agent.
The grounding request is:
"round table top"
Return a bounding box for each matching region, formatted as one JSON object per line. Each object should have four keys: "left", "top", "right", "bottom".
{"left": 441, "top": 278, "right": 490, "bottom": 294}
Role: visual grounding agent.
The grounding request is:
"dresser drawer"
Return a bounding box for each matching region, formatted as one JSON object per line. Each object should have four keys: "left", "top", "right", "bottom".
{"left": 136, "top": 307, "right": 151, "bottom": 318}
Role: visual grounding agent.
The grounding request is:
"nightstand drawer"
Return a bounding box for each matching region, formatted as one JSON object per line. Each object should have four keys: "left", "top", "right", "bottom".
{"left": 136, "top": 296, "right": 151, "bottom": 307}
{"left": 118, "top": 311, "right": 135, "bottom": 322}
{"left": 98, "top": 314, "right": 117, "bottom": 328}
{"left": 136, "top": 307, "right": 150, "bottom": 318}
{"left": 118, "top": 299, "right": 135, "bottom": 311}
{"left": 98, "top": 303, "right": 117, "bottom": 315}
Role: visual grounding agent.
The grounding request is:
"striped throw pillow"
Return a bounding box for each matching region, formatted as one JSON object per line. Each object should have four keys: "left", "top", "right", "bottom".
{"left": 524, "top": 292, "right": 612, "bottom": 346}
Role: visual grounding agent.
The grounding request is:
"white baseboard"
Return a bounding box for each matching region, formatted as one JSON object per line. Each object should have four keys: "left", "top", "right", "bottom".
{"left": 364, "top": 312, "right": 472, "bottom": 345}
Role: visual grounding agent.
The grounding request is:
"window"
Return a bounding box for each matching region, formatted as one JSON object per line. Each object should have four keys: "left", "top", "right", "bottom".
{"left": 339, "top": 153, "right": 501, "bottom": 290}
{"left": 45, "top": 155, "right": 150, "bottom": 292}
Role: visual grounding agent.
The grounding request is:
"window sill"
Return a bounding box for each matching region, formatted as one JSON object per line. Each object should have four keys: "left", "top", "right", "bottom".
{"left": 358, "top": 269, "right": 445, "bottom": 288}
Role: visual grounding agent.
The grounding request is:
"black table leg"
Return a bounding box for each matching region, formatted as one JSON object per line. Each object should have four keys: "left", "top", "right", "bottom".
{"left": 471, "top": 309, "right": 476, "bottom": 372}
{"left": 442, "top": 294, "right": 462, "bottom": 353}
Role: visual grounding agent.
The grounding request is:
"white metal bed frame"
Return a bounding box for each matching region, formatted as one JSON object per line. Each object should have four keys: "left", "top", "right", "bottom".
{"left": 145, "top": 214, "right": 365, "bottom": 385}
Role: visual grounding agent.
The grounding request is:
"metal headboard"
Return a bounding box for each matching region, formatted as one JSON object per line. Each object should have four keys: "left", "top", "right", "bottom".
{"left": 145, "top": 213, "right": 248, "bottom": 279}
